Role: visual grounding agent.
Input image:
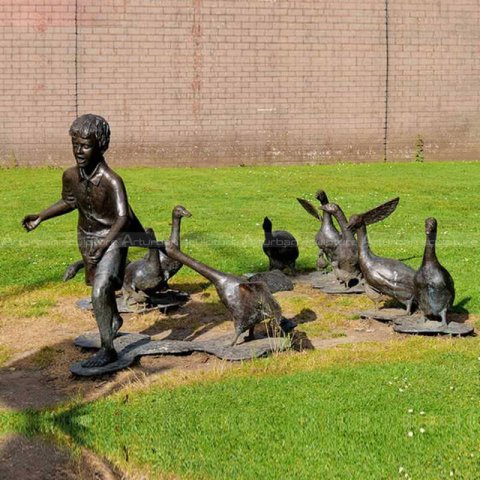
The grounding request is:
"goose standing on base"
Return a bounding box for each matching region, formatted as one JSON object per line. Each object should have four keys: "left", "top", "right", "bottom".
{"left": 320, "top": 203, "right": 361, "bottom": 288}
{"left": 164, "top": 241, "right": 286, "bottom": 346}
{"left": 414, "top": 218, "right": 455, "bottom": 325}
{"left": 347, "top": 198, "right": 416, "bottom": 313}
{"left": 297, "top": 189, "right": 341, "bottom": 271}
{"left": 262, "top": 217, "right": 299, "bottom": 275}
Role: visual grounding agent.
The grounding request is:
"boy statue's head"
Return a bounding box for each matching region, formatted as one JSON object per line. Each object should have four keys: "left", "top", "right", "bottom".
{"left": 69, "top": 114, "right": 111, "bottom": 170}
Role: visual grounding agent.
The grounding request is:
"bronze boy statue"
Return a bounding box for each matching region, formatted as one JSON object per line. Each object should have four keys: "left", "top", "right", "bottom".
{"left": 22, "top": 114, "right": 156, "bottom": 368}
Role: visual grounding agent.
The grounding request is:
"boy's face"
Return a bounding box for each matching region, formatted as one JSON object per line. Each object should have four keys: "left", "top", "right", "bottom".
{"left": 71, "top": 135, "right": 99, "bottom": 169}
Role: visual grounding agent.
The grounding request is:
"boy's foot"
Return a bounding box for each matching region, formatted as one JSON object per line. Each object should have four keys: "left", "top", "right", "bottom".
{"left": 112, "top": 315, "right": 123, "bottom": 337}
{"left": 81, "top": 347, "right": 117, "bottom": 368}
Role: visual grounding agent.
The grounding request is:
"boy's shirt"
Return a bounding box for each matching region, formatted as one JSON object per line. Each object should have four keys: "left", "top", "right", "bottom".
{"left": 61, "top": 160, "right": 144, "bottom": 239}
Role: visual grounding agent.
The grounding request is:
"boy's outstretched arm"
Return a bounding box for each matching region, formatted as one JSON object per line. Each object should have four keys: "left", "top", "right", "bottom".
{"left": 22, "top": 199, "right": 75, "bottom": 232}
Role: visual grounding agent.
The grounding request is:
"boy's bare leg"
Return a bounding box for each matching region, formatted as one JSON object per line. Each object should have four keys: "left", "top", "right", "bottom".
{"left": 81, "top": 245, "right": 126, "bottom": 368}
{"left": 82, "top": 273, "right": 118, "bottom": 367}
{"left": 112, "top": 298, "right": 123, "bottom": 337}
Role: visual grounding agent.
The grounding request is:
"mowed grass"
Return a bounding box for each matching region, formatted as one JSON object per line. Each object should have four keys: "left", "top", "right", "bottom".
{"left": 1, "top": 162, "right": 480, "bottom": 479}
{"left": 4, "top": 339, "right": 480, "bottom": 479}
{"left": 1, "top": 161, "right": 480, "bottom": 310}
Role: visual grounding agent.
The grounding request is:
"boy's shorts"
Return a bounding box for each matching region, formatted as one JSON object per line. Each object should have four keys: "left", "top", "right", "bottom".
{"left": 79, "top": 232, "right": 127, "bottom": 288}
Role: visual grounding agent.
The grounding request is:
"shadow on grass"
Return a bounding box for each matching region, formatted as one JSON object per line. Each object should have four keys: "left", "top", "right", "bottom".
{"left": 0, "top": 337, "right": 177, "bottom": 413}
{"left": 0, "top": 276, "right": 70, "bottom": 301}
{"left": 0, "top": 415, "right": 122, "bottom": 479}
{"left": 452, "top": 296, "right": 471, "bottom": 314}
{"left": 289, "top": 308, "right": 316, "bottom": 351}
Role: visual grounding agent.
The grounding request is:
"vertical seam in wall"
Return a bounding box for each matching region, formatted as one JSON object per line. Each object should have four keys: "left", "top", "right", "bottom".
{"left": 74, "top": 0, "right": 78, "bottom": 116}
{"left": 383, "top": 0, "right": 389, "bottom": 162}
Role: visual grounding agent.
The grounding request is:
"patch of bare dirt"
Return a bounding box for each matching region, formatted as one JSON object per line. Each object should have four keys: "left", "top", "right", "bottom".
{"left": 0, "top": 434, "right": 121, "bottom": 480}
{"left": 310, "top": 317, "right": 395, "bottom": 349}
{"left": 0, "top": 280, "right": 396, "bottom": 413}
{"left": 0, "top": 276, "right": 427, "bottom": 479}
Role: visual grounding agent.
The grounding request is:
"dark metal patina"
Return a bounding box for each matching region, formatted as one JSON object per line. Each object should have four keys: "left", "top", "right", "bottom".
{"left": 297, "top": 190, "right": 341, "bottom": 272}
{"left": 320, "top": 203, "right": 361, "bottom": 288}
{"left": 262, "top": 217, "right": 299, "bottom": 275}
{"left": 22, "top": 114, "right": 158, "bottom": 370}
{"left": 346, "top": 197, "right": 416, "bottom": 313}
{"left": 414, "top": 217, "right": 455, "bottom": 324}
{"left": 164, "top": 241, "right": 292, "bottom": 346}
{"left": 65, "top": 205, "right": 192, "bottom": 308}
{"left": 158, "top": 205, "right": 192, "bottom": 289}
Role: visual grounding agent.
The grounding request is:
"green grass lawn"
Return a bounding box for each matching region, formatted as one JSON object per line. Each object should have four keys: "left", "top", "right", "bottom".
{"left": 1, "top": 162, "right": 480, "bottom": 479}
{"left": 3, "top": 339, "right": 480, "bottom": 479}
{"left": 1, "top": 161, "right": 480, "bottom": 308}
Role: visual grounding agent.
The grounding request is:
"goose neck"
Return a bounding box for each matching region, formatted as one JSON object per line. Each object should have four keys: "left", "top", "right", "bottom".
{"left": 422, "top": 231, "right": 437, "bottom": 264}
{"left": 356, "top": 224, "right": 372, "bottom": 259}
{"left": 166, "top": 246, "right": 224, "bottom": 284}
{"left": 169, "top": 214, "right": 181, "bottom": 246}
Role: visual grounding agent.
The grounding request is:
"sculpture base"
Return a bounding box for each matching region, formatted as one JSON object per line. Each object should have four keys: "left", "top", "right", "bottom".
{"left": 357, "top": 308, "right": 409, "bottom": 324}
{"left": 76, "top": 290, "right": 189, "bottom": 314}
{"left": 358, "top": 308, "right": 474, "bottom": 336}
{"left": 311, "top": 272, "right": 364, "bottom": 295}
{"left": 71, "top": 330, "right": 292, "bottom": 377}
{"left": 393, "top": 318, "right": 474, "bottom": 336}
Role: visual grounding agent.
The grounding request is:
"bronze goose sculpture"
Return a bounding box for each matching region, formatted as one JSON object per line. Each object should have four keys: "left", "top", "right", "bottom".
{"left": 346, "top": 197, "right": 416, "bottom": 313}
{"left": 122, "top": 227, "right": 164, "bottom": 303}
{"left": 320, "top": 202, "right": 361, "bottom": 288}
{"left": 297, "top": 190, "right": 341, "bottom": 271}
{"left": 414, "top": 218, "right": 455, "bottom": 325}
{"left": 158, "top": 205, "right": 192, "bottom": 290}
{"left": 262, "top": 217, "right": 299, "bottom": 275}
{"left": 63, "top": 206, "right": 191, "bottom": 290}
{"left": 164, "top": 241, "right": 285, "bottom": 346}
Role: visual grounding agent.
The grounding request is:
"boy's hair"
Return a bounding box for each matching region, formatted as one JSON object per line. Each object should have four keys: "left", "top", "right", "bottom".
{"left": 69, "top": 114, "right": 111, "bottom": 153}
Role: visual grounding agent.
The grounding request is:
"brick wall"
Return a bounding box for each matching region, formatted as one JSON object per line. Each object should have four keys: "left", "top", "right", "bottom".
{"left": 0, "top": 0, "right": 479, "bottom": 167}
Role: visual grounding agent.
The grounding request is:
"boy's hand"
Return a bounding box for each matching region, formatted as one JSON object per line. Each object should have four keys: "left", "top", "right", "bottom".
{"left": 22, "top": 214, "right": 42, "bottom": 232}
{"left": 164, "top": 240, "right": 175, "bottom": 255}
{"left": 89, "top": 245, "right": 107, "bottom": 264}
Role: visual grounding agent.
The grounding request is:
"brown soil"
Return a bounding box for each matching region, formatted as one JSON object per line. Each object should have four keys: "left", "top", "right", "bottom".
{"left": 0, "top": 277, "right": 426, "bottom": 479}
{"left": 0, "top": 434, "right": 121, "bottom": 480}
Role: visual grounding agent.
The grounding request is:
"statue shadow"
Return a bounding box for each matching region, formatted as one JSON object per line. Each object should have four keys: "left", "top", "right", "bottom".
{"left": 291, "top": 331, "right": 315, "bottom": 351}
{"left": 381, "top": 296, "right": 471, "bottom": 324}
{"left": 140, "top": 298, "right": 230, "bottom": 342}
{"left": 0, "top": 275, "right": 70, "bottom": 301}
{"left": 0, "top": 339, "right": 174, "bottom": 412}
{"left": 289, "top": 308, "right": 316, "bottom": 351}
{"left": 0, "top": 403, "right": 122, "bottom": 479}
{"left": 291, "top": 308, "right": 317, "bottom": 325}
{"left": 141, "top": 305, "right": 318, "bottom": 345}
{"left": 450, "top": 297, "right": 471, "bottom": 323}
{"left": 166, "top": 280, "right": 211, "bottom": 295}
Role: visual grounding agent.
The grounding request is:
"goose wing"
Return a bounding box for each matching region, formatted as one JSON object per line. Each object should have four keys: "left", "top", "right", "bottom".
{"left": 366, "top": 258, "right": 415, "bottom": 298}
{"left": 297, "top": 198, "right": 321, "bottom": 220}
